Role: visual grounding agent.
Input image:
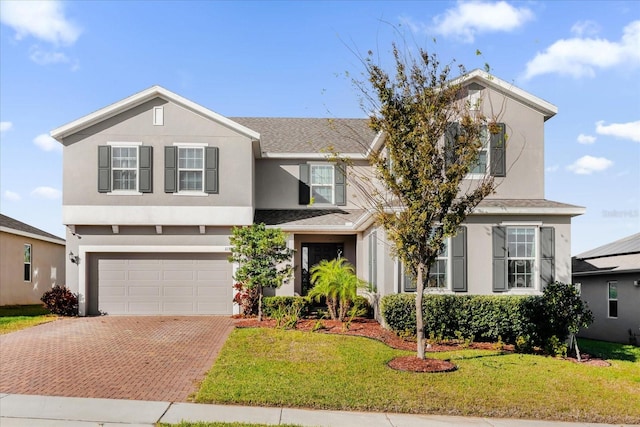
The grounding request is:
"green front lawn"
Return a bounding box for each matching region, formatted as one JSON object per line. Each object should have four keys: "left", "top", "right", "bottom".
{"left": 196, "top": 328, "right": 640, "bottom": 424}
{"left": 0, "top": 305, "right": 57, "bottom": 334}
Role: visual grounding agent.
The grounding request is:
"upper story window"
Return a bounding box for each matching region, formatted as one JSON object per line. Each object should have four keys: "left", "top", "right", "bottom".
{"left": 112, "top": 146, "right": 138, "bottom": 191}
{"left": 24, "top": 243, "right": 32, "bottom": 282}
{"left": 178, "top": 147, "right": 204, "bottom": 192}
{"left": 165, "top": 144, "right": 219, "bottom": 195}
{"left": 468, "top": 126, "right": 489, "bottom": 175}
{"left": 446, "top": 122, "right": 506, "bottom": 178}
{"left": 98, "top": 143, "right": 152, "bottom": 194}
{"left": 298, "top": 162, "right": 346, "bottom": 206}
{"left": 310, "top": 164, "right": 335, "bottom": 204}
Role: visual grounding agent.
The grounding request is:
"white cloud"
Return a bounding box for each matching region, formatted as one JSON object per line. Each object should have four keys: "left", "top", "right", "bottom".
{"left": 596, "top": 120, "right": 640, "bottom": 142}
{"left": 545, "top": 164, "right": 559, "bottom": 173}
{"left": 0, "top": 121, "right": 13, "bottom": 133}
{"left": 571, "top": 20, "right": 600, "bottom": 37}
{"left": 524, "top": 20, "right": 640, "bottom": 79}
{"left": 426, "top": 1, "right": 534, "bottom": 43}
{"left": 577, "top": 134, "right": 596, "bottom": 144}
{"left": 566, "top": 155, "right": 613, "bottom": 175}
{"left": 0, "top": 0, "right": 81, "bottom": 46}
{"left": 33, "top": 133, "right": 61, "bottom": 151}
{"left": 29, "top": 45, "right": 70, "bottom": 65}
{"left": 31, "top": 186, "right": 61, "bottom": 200}
{"left": 4, "top": 190, "right": 21, "bottom": 201}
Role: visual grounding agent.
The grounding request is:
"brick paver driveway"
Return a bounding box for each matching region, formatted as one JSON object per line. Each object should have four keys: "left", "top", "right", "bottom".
{"left": 0, "top": 316, "right": 234, "bottom": 402}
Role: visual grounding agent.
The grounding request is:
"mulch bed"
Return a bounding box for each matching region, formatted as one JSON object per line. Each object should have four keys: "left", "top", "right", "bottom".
{"left": 233, "top": 317, "right": 609, "bottom": 371}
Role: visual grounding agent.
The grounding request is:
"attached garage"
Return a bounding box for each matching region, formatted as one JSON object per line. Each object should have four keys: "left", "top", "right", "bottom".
{"left": 92, "top": 253, "right": 232, "bottom": 315}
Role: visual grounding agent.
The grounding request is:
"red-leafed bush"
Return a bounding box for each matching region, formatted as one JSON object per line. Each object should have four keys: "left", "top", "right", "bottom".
{"left": 41, "top": 285, "right": 78, "bottom": 316}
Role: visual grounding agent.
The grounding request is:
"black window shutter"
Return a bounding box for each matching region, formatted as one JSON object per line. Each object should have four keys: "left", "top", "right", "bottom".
{"left": 490, "top": 123, "right": 506, "bottom": 177}
{"left": 451, "top": 226, "right": 467, "bottom": 292}
{"left": 98, "top": 145, "right": 111, "bottom": 193}
{"left": 334, "top": 162, "right": 346, "bottom": 206}
{"left": 492, "top": 226, "right": 507, "bottom": 292}
{"left": 204, "top": 146, "right": 219, "bottom": 194}
{"left": 164, "top": 146, "right": 177, "bottom": 193}
{"left": 445, "top": 122, "right": 460, "bottom": 168}
{"left": 299, "top": 164, "right": 310, "bottom": 205}
{"left": 139, "top": 146, "right": 153, "bottom": 193}
{"left": 540, "top": 227, "right": 555, "bottom": 290}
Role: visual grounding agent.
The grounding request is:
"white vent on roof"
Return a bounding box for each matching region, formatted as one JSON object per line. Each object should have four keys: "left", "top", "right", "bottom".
{"left": 153, "top": 106, "right": 164, "bottom": 126}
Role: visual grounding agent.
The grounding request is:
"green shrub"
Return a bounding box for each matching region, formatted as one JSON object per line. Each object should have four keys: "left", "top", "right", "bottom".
{"left": 351, "top": 295, "right": 373, "bottom": 318}
{"left": 380, "top": 283, "right": 593, "bottom": 355}
{"left": 41, "top": 285, "right": 78, "bottom": 316}
{"left": 262, "top": 296, "right": 311, "bottom": 319}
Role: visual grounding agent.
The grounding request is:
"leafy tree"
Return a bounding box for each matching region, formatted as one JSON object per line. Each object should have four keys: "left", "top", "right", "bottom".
{"left": 308, "top": 257, "right": 365, "bottom": 321}
{"left": 539, "top": 282, "right": 593, "bottom": 361}
{"left": 229, "top": 223, "right": 295, "bottom": 321}
{"left": 356, "top": 45, "right": 498, "bottom": 359}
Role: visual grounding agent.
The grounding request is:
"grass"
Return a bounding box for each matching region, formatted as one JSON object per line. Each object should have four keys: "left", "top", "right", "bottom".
{"left": 0, "top": 304, "right": 57, "bottom": 334}
{"left": 195, "top": 328, "right": 640, "bottom": 424}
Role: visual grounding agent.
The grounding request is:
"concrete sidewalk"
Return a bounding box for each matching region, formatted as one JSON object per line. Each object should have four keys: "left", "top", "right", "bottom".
{"left": 0, "top": 394, "right": 635, "bottom": 427}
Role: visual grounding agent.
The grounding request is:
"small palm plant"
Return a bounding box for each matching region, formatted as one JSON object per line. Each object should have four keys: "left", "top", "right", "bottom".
{"left": 308, "top": 258, "right": 365, "bottom": 322}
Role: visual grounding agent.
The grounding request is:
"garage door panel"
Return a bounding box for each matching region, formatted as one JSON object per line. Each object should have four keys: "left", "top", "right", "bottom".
{"left": 164, "top": 286, "right": 193, "bottom": 297}
{"left": 128, "top": 286, "right": 161, "bottom": 297}
{"left": 97, "top": 253, "right": 232, "bottom": 315}
{"left": 163, "top": 270, "right": 195, "bottom": 280}
{"left": 128, "top": 270, "right": 160, "bottom": 280}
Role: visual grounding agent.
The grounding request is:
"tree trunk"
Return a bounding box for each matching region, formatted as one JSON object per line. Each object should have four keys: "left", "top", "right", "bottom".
{"left": 416, "top": 263, "right": 425, "bottom": 360}
{"left": 257, "top": 285, "right": 263, "bottom": 322}
{"left": 573, "top": 334, "right": 582, "bottom": 362}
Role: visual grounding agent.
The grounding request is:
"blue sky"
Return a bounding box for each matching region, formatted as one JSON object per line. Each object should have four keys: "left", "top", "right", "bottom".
{"left": 1, "top": 0, "right": 638, "bottom": 255}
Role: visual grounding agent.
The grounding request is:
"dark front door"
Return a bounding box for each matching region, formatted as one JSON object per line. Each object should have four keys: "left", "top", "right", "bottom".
{"left": 301, "top": 243, "right": 344, "bottom": 295}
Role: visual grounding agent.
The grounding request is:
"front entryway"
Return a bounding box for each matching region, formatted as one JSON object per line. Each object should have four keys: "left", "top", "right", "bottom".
{"left": 301, "top": 243, "right": 344, "bottom": 295}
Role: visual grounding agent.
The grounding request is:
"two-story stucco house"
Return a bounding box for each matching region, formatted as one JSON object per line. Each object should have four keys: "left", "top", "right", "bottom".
{"left": 51, "top": 70, "right": 584, "bottom": 316}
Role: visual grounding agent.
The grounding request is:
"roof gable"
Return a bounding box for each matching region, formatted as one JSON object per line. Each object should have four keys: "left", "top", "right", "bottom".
{"left": 454, "top": 69, "right": 558, "bottom": 121}
{"left": 51, "top": 86, "right": 260, "bottom": 142}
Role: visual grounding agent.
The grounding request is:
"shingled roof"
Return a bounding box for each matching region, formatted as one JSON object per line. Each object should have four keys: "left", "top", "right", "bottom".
{"left": 575, "top": 233, "right": 640, "bottom": 260}
{"left": 0, "top": 214, "right": 65, "bottom": 244}
{"left": 231, "top": 117, "right": 375, "bottom": 154}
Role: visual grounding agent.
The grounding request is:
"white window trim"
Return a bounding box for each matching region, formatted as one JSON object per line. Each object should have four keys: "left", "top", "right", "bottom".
{"left": 503, "top": 225, "right": 540, "bottom": 294}
{"left": 108, "top": 143, "right": 141, "bottom": 194}
{"left": 607, "top": 281, "right": 618, "bottom": 319}
{"left": 23, "top": 243, "right": 32, "bottom": 282}
{"left": 309, "top": 163, "right": 335, "bottom": 205}
{"left": 174, "top": 143, "right": 206, "bottom": 194}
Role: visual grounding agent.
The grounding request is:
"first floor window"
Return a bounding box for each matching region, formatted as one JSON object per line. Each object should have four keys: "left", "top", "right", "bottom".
{"left": 608, "top": 281, "right": 618, "bottom": 318}
{"left": 178, "top": 146, "right": 204, "bottom": 191}
{"left": 24, "top": 244, "right": 31, "bottom": 282}
{"left": 507, "top": 227, "right": 535, "bottom": 288}
{"left": 112, "top": 146, "right": 138, "bottom": 191}
{"left": 401, "top": 241, "right": 449, "bottom": 291}
{"left": 310, "top": 164, "right": 334, "bottom": 204}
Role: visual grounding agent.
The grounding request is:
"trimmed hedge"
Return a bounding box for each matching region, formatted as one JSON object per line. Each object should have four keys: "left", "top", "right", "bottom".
{"left": 380, "top": 283, "right": 590, "bottom": 347}
{"left": 262, "top": 296, "right": 312, "bottom": 318}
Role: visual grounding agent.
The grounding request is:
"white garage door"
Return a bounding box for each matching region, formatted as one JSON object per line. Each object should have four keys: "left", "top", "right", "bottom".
{"left": 98, "top": 253, "right": 232, "bottom": 315}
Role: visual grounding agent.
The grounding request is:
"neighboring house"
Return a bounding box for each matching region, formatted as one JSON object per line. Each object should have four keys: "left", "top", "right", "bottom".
{"left": 0, "top": 214, "right": 66, "bottom": 306}
{"left": 51, "top": 70, "right": 584, "bottom": 316}
{"left": 573, "top": 233, "right": 640, "bottom": 344}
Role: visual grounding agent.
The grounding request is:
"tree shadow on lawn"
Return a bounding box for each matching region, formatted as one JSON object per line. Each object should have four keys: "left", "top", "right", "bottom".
{"left": 579, "top": 339, "right": 639, "bottom": 362}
